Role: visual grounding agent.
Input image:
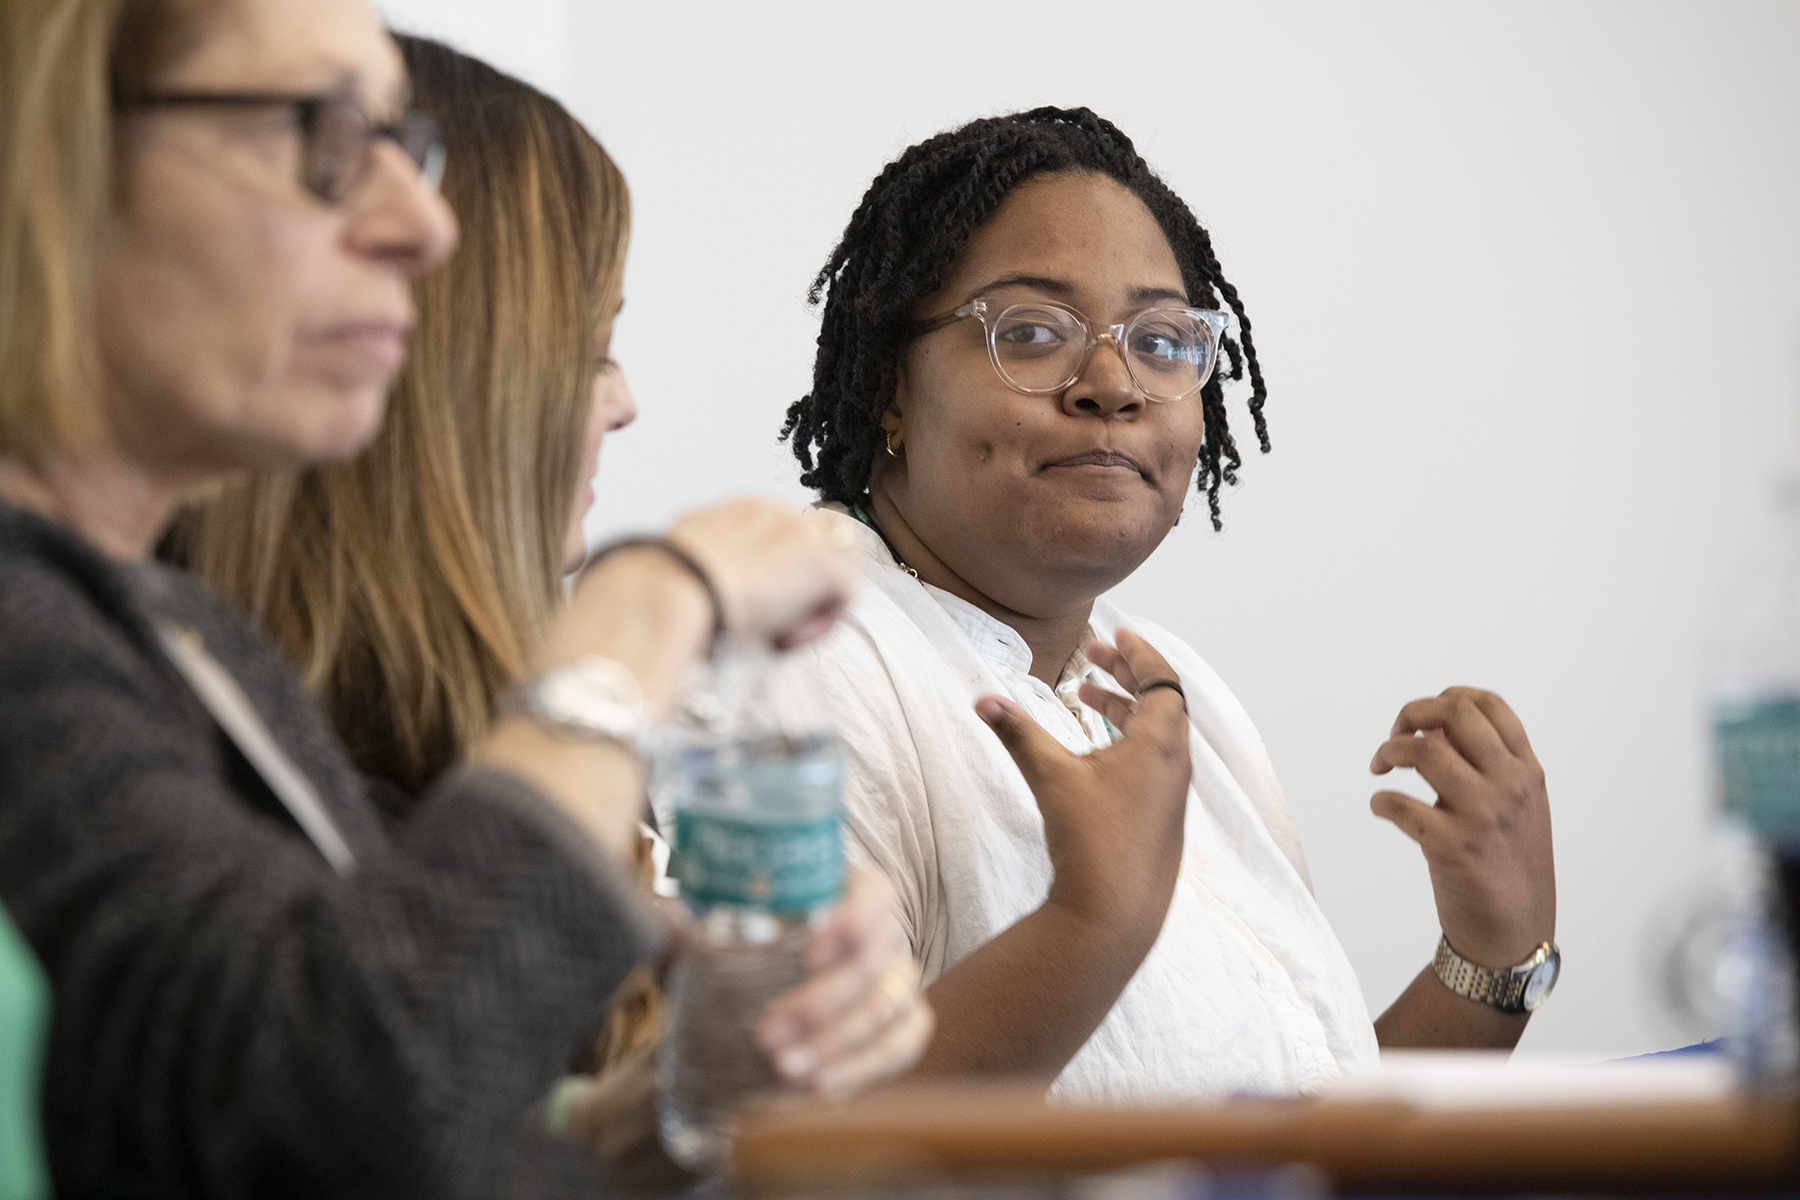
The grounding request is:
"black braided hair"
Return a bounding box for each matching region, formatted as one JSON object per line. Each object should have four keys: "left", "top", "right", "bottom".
{"left": 779, "top": 106, "right": 1269, "bottom": 531}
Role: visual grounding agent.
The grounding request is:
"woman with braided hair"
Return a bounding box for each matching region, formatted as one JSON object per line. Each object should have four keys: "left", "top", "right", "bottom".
{"left": 775, "top": 107, "right": 1559, "bottom": 1099}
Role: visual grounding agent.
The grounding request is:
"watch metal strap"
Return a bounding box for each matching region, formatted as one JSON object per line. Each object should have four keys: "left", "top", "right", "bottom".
{"left": 500, "top": 655, "right": 646, "bottom": 748}
{"left": 1432, "top": 936, "right": 1542, "bottom": 1014}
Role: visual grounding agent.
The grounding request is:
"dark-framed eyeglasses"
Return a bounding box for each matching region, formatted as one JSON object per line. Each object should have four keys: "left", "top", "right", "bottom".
{"left": 913, "top": 296, "right": 1229, "bottom": 402}
{"left": 117, "top": 90, "right": 446, "bottom": 206}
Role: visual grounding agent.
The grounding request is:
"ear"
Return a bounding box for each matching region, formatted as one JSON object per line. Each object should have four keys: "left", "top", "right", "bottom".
{"left": 873, "top": 405, "right": 904, "bottom": 464}
{"left": 885, "top": 357, "right": 910, "bottom": 429}
{"left": 879, "top": 364, "right": 905, "bottom": 451}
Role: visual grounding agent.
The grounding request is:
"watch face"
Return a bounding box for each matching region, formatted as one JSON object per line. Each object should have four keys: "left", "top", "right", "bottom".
{"left": 534, "top": 658, "right": 643, "bottom": 740}
{"left": 1522, "top": 950, "right": 1561, "bottom": 1011}
{"left": 546, "top": 671, "right": 623, "bottom": 712}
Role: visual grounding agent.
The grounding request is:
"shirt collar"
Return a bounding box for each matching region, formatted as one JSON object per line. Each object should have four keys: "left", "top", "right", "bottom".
{"left": 923, "top": 584, "right": 1034, "bottom": 676}
{"left": 1058, "top": 642, "right": 1097, "bottom": 694}
{"left": 819, "top": 501, "right": 1097, "bottom": 689}
{"left": 923, "top": 583, "right": 1099, "bottom": 692}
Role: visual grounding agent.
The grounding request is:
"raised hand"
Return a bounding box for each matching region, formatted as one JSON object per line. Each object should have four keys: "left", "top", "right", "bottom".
{"left": 495, "top": 499, "right": 856, "bottom": 864}
{"left": 907, "top": 629, "right": 1193, "bottom": 1079}
{"left": 1369, "top": 686, "right": 1555, "bottom": 971}
{"left": 667, "top": 500, "right": 857, "bottom": 651}
{"left": 980, "top": 628, "right": 1193, "bottom": 935}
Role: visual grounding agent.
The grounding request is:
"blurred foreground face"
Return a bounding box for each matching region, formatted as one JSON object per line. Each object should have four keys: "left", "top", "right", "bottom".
{"left": 95, "top": 0, "right": 456, "bottom": 478}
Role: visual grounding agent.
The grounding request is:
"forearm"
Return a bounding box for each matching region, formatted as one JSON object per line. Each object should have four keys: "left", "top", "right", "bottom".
{"left": 476, "top": 548, "right": 713, "bottom": 861}
{"left": 475, "top": 724, "right": 646, "bottom": 862}
{"left": 1373, "top": 966, "right": 1529, "bottom": 1050}
{"left": 531, "top": 547, "right": 713, "bottom": 712}
{"left": 910, "top": 901, "right": 1156, "bottom": 1080}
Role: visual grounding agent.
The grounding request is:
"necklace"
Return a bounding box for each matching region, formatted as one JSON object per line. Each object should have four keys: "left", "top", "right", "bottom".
{"left": 850, "top": 501, "right": 920, "bottom": 581}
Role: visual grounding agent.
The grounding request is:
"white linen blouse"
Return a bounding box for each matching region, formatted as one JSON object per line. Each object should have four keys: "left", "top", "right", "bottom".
{"left": 783, "top": 507, "right": 1380, "bottom": 1101}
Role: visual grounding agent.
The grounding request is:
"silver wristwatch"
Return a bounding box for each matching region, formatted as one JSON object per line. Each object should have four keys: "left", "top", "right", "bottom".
{"left": 1432, "top": 936, "right": 1561, "bottom": 1014}
{"left": 507, "top": 655, "right": 648, "bottom": 748}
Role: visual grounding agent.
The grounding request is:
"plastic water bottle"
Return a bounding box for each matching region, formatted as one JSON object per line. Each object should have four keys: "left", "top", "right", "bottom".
{"left": 653, "top": 650, "right": 844, "bottom": 1174}
{"left": 1712, "top": 477, "right": 1800, "bottom": 842}
{"left": 1704, "top": 475, "right": 1800, "bottom": 1089}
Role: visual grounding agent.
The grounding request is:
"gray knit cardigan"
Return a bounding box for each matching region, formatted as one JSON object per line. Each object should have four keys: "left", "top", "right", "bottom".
{"left": 0, "top": 499, "right": 658, "bottom": 1198}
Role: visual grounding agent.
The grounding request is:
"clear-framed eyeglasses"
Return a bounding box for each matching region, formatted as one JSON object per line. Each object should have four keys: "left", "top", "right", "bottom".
{"left": 912, "top": 297, "right": 1229, "bottom": 402}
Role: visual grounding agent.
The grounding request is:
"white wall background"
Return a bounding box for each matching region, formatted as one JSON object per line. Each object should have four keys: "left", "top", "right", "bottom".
{"left": 377, "top": 0, "right": 1800, "bottom": 1058}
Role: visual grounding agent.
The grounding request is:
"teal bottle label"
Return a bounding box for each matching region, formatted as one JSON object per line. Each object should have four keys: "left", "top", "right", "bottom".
{"left": 1716, "top": 697, "right": 1800, "bottom": 841}
{"left": 672, "top": 811, "right": 843, "bottom": 912}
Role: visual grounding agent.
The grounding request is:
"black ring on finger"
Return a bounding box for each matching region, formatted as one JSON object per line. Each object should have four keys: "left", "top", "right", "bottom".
{"left": 1137, "top": 679, "right": 1187, "bottom": 712}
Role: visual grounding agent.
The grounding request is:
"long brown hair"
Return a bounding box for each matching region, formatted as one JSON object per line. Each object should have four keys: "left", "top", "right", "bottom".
{"left": 179, "top": 35, "right": 630, "bottom": 793}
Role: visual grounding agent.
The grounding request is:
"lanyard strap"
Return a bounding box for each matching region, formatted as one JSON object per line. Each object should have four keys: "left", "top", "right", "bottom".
{"left": 155, "top": 623, "right": 357, "bottom": 876}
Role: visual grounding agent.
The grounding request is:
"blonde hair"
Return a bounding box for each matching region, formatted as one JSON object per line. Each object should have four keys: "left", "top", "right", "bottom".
{"left": 179, "top": 37, "right": 630, "bottom": 793}
{"left": 0, "top": 0, "right": 186, "bottom": 456}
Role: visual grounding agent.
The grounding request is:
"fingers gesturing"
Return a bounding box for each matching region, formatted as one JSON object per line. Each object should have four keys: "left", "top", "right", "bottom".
{"left": 975, "top": 629, "right": 1192, "bottom": 933}
{"left": 1368, "top": 686, "right": 1556, "bottom": 970}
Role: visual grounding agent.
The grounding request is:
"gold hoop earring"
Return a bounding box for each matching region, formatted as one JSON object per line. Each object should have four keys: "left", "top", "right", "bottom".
{"left": 885, "top": 431, "right": 902, "bottom": 458}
